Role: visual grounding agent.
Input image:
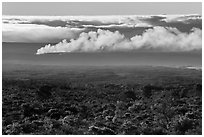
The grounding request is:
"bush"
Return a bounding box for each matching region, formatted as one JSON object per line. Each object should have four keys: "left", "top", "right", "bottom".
{"left": 175, "top": 116, "right": 194, "bottom": 134}
{"left": 123, "top": 90, "right": 137, "bottom": 101}
{"left": 36, "top": 85, "right": 53, "bottom": 100}
{"left": 142, "top": 85, "right": 153, "bottom": 98}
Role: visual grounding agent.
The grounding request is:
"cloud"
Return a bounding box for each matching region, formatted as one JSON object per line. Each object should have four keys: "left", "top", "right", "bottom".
{"left": 3, "top": 15, "right": 202, "bottom": 43}
{"left": 82, "top": 23, "right": 152, "bottom": 28}
{"left": 36, "top": 27, "right": 202, "bottom": 54}
{"left": 2, "top": 15, "right": 148, "bottom": 43}
{"left": 140, "top": 14, "right": 202, "bottom": 32}
{"left": 3, "top": 23, "right": 84, "bottom": 43}
{"left": 3, "top": 15, "right": 151, "bottom": 28}
{"left": 161, "top": 14, "right": 202, "bottom": 23}
{"left": 130, "top": 27, "right": 202, "bottom": 51}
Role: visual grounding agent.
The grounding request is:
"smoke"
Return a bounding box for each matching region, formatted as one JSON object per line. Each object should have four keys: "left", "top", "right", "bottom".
{"left": 36, "top": 27, "right": 202, "bottom": 54}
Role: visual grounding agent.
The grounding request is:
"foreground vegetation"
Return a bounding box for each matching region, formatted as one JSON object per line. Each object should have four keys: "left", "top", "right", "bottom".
{"left": 2, "top": 65, "right": 202, "bottom": 135}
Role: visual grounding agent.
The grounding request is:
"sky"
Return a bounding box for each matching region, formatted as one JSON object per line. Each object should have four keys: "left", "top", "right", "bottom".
{"left": 2, "top": 2, "right": 202, "bottom": 16}
{"left": 2, "top": 2, "right": 202, "bottom": 67}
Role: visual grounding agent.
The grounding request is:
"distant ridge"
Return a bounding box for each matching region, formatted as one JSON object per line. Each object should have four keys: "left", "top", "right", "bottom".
{"left": 177, "top": 66, "right": 202, "bottom": 70}
{"left": 185, "top": 66, "right": 202, "bottom": 70}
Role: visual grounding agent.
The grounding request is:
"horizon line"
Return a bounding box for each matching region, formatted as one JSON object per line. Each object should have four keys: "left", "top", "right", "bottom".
{"left": 2, "top": 13, "right": 202, "bottom": 17}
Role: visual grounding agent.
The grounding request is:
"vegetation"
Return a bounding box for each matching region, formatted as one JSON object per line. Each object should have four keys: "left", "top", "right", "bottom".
{"left": 2, "top": 65, "right": 202, "bottom": 135}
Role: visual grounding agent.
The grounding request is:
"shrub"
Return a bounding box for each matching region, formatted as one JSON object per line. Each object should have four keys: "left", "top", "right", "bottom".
{"left": 194, "top": 84, "right": 202, "bottom": 96}
{"left": 123, "top": 90, "right": 137, "bottom": 101}
{"left": 142, "top": 85, "right": 153, "bottom": 98}
{"left": 175, "top": 116, "right": 194, "bottom": 134}
{"left": 36, "top": 85, "right": 53, "bottom": 100}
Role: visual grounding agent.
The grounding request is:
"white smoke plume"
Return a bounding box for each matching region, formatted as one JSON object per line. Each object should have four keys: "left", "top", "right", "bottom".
{"left": 36, "top": 27, "right": 202, "bottom": 54}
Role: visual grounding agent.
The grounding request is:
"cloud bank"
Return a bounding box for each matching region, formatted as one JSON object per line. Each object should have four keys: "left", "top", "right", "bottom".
{"left": 3, "top": 14, "right": 201, "bottom": 43}
{"left": 36, "top": 27, "right": 202, "bottom": 54}
{"left": 2, "top": 23, "right": 84, "bottom": 43}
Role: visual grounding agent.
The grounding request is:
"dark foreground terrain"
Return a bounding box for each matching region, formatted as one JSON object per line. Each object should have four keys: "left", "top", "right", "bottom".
{"left": 2, "top": 65, "right": 202, "bottom": 135}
